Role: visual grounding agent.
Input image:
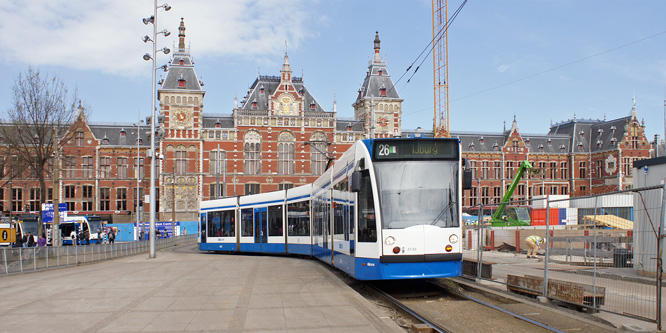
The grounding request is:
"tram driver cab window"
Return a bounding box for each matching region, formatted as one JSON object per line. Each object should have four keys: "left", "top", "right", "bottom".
{"left": 354, "top": 169, "right": 376, "bottom": 242}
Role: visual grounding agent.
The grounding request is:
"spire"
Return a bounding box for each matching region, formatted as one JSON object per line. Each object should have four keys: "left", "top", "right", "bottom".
{"left": 76, "top": 100, "right": 86, "bottom": 121}
{"left": 333, "top": 94, "right": 337, "bottom": 113}
{"left": 280, "top": 42, "right": 292, "bottom": 82}
{"left": 373, "top": 31, "right": 381, "bottom": 62}
{"left": 631, "top": 95, "right": 637, "bottom": 119}
{"left": 178, "top": 18, "right": 186, "bottom": 51}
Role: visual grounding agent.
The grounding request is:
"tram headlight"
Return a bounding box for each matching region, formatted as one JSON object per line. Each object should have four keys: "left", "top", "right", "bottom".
{"left": 445, "top": 244, "right": 453, "bottom": 252}
{"left": 449, "top": 234, "right": 459, "bottom": 244}
{"left": 392, "top": 246, "right": 401, "bottom": 254}
{"left": 384, "top": 236, "right": 395, "bottom": 245}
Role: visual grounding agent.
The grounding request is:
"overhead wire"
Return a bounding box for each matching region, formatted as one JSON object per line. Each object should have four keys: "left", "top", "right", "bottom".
{"left": 404, "top": 0, "right": 467, "bottom": 85}
{"left": 453, "top": 29, "right": 666, "bottom": 102}
{"left": 374, "top": 0, "right": 468, "bottom": 104}
{"left": 402, "top": 28, "right": 666, "bottom": 117}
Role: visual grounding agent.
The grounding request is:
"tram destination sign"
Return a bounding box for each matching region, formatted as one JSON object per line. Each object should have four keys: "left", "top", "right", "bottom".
{"left": 373, "top": 139, "right": 459, "bottom": 161}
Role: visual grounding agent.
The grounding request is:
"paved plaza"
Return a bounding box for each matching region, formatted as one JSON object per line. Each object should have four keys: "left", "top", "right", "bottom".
{"left": 0, "top": 244, "right": 402, "bottom": 332}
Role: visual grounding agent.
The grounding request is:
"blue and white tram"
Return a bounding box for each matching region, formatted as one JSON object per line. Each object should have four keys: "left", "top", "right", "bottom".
{"left": 199, "top": 137, "right": 472, "bottom": 280}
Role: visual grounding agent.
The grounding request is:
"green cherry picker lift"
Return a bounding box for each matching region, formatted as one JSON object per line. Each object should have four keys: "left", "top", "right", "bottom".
{"left": 489, "top": 160, "right": 532, "bottom": 227}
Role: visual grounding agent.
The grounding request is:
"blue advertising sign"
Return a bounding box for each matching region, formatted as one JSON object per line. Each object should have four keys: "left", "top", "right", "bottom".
{"left": 137, "top": 221, "right": 181, "bottom": 238}
{"left": 41, "top": 203, "right": 68, "bottom": 223}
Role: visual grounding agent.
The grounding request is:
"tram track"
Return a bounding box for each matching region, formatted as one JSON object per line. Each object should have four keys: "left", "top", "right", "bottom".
{"left": 362, "top": 278, "right": 615, "bottom": 332}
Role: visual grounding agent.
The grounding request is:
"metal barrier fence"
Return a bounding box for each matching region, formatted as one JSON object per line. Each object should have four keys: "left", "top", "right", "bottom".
{"left": 464, "top": 184, "right": 665, "bottom": 328}
{"left": 1, "top": 234, "right": 199, "bottom": 276}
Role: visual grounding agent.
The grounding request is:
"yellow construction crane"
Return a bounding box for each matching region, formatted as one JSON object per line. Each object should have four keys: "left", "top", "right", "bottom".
{"left": 432, "top": 0, "right": 449, "bottom": 138}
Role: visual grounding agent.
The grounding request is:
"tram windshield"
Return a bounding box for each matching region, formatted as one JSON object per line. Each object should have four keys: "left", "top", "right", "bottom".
{"left": 375, "top": 161, "right": 459, "bottom": 229}
{"left": 21, "top": 221, "right": 39, "bottom": 235}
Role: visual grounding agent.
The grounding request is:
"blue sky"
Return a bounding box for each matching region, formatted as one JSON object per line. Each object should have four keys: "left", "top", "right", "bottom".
{"left": 1, "top": 0, "right": 665, "bottom": 141}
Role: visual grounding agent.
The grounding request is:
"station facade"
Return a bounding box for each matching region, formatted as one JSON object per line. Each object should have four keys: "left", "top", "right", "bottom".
{"left": 0, "top": 19, "right": 653, "bottom": 222}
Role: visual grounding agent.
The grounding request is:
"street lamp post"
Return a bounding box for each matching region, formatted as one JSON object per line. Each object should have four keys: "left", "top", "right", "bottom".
{"left": 135, "top": 117, "right": 144, "bottom": 240}
{"left": 143, "top": 1, "right": 171, "bottom": 259}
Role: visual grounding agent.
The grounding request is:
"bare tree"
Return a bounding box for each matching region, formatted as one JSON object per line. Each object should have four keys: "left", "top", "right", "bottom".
{"left": 1, "top": 67, "right": 85, "bottom": 234}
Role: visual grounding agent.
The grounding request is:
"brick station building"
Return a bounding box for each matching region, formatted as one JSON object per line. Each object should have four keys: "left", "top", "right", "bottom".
{"left": 0, "top": 19, "right": 652, "bottom": 223}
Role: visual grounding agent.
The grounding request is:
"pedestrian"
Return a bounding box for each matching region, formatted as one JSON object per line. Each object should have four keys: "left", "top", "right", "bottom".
{"left": 182, "top": 227, "right": 187, "bottom": 235}
{"left": 525, "top": 235, "right": 546, "bottom": 258}
{"left": 22, "top": 233, "right": 29, "bottom": 247}
{"left": 83, "top": 229, "right": 90, "bottom": 245}
{"left": 37, "top": 233, "right": 47, "bottom": 247}
{"left": 26, "top": 232, "right": 35, "bottom": 247}
{"left": 96, "top": 228, "right": 102, "bottom": 244}
{"left": 14, "top": 230, "right": 23, "bottom": 248}
{"left": 139, "top": 229, "right": 144, "bottom": 241}
{"left": 109, "top": 229, "right": 115, "bottom": 244}
{"left": 70, "top": 230, "right": 77, "bottom": 245}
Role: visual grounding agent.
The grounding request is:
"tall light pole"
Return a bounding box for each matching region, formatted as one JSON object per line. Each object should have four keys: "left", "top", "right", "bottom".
{"left": 135, "top": 116, "right": 144, "bottom": 240}
{"left": 143, "top": 1, "right": 171, "bottom": 259}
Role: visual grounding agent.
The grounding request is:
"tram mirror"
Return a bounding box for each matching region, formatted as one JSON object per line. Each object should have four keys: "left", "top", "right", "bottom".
{"left": 463, "top": 169, "right": 472, "bottom": 190}
{"left": 351, "top": 171, "right": 362, "bottom": 192}
{"left": 462, "top": 158, "right": 473, "bottom": 190}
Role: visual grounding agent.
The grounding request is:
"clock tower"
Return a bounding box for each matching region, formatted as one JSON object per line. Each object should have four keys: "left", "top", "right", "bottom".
{"left": 352, "top": 32, "right": 403, "bottom": 138}
{"left": 157, "top": 18, "right": 205, "bottom": 221}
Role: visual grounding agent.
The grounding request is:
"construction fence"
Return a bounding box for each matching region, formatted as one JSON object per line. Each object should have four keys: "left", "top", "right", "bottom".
{"left": 463, "top": 184, "right": 665, "bottom": 328}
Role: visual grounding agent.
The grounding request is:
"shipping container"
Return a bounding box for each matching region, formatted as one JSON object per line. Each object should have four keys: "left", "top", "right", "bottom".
{"left": 531, "top": 208, "right": 560, "bottom": 226}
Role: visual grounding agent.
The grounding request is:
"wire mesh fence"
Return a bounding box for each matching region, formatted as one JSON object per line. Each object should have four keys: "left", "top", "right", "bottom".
{"left": 1, "top": 234, "right": 198, "bottom": 275}
{"left": 463, "top": 184, "right": 665, "bottom": 326}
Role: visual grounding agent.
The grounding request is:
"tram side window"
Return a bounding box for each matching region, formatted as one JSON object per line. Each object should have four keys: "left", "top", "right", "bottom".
{"left": 287, "top": 201, "right": 310, "bottom": 236}
{"left": 349, "top": 204, "right": 355, "bottom": 238}
{"left": 313, "top": 198, "right": 322, "bottom": 237}
{"left": 333, "top": 202, "right": 343, "bottom": 235}
{"left": 207, "top": 211, "right": 222, "bottom": 237}
{"left": 268, "top": 205, "right": 283, "bottom": 236}
{"left": 221, "top": 210, "right": 235, "bottom": 237}
{"left": 358, "top": 169, "right": 377, "bottom": 242}
{"left": 322, "top": 198, "right": 330, "bottom": 246}
{"left": 200, "top": 214, "right": 206, "bottom": 242}
{"left": 241, "top": 208, "right": 253, "bottom": 237}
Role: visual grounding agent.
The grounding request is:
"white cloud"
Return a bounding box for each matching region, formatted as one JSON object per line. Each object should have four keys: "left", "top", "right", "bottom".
{"left": 0, "top": 0, "right": 315, "bottom": 77}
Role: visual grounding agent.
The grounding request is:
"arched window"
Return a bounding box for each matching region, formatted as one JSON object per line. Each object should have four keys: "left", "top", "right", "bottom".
{"left": 244, "top": 131, "right": 262, "bottom": 174}
{"left": 310, "top": 132, "right": 328, "bottom": 175}
{"left": 278, "top": 131, "right": 295, "bottom": 175}
{"left": 175, "top": 145, "right": 187, "bottom": 174}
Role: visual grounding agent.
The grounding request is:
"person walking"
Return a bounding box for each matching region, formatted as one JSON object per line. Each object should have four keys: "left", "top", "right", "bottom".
{"left": 26, "top": 232, "right": 35, "bottom": 247}
{"left": 82, "top": 228, "right": 90, "bottom": 245}
{"left": 525, "top": 235, "right": 546, "bottom": 258}
{"left": 14, "top": 230, "right": 23, "bottom": 248}
{"left": 109, "top": 229, "right": 115, "bottom": 244}
{"left": 37, "top": 233, "right": 47, "bottom": 247}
